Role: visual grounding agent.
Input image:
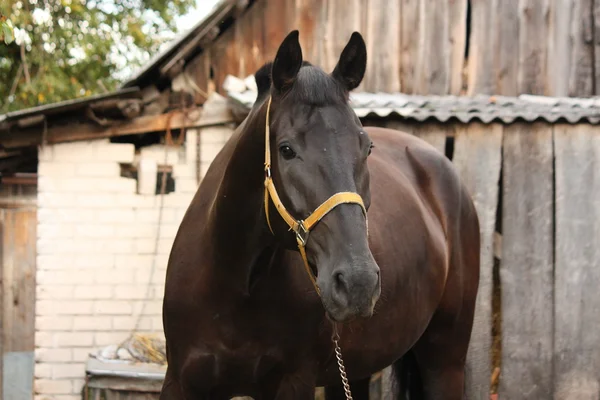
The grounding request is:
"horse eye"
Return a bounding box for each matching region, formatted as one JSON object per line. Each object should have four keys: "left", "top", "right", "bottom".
{"left": 279, "top": 144, "right": 296, "bottom": 160}
{"left": 368, "top": 142, "right": 375, "bottom": 156}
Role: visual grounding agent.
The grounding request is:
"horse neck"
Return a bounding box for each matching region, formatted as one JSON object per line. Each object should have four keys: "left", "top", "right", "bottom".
{"left": 206, "top": 102, "right": 276, "bottom": 292}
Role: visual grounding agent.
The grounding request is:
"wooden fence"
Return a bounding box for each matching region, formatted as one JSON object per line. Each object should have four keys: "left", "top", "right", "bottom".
{"left": 187, "top": 0, "right": 600, "bottom": 101}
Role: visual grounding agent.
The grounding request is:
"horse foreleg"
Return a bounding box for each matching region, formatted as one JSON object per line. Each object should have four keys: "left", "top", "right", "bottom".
{"left": 259, "top": 370, "right": 317, "bottom": 400}
{"left": 324, "top": 377, "right": 371, "bottom": 400}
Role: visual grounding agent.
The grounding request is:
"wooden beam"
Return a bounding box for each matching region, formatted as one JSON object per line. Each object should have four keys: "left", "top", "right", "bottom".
{"left": 1, "top": 109, "right": 233, "bottom": 149}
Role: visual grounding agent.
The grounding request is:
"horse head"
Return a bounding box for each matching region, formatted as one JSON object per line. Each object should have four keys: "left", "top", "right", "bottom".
{"left": 257, "top": 30, "right": 381, "bottom": 322}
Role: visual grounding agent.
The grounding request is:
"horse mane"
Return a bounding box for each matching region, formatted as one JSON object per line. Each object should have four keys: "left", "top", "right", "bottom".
{"left": 253, "top": 60, "right": 347, "bottom": 107}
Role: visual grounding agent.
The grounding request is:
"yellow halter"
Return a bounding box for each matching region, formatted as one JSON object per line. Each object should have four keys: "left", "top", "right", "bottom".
{"left": 262, "top": 96, "right": 368, "bottom": 295}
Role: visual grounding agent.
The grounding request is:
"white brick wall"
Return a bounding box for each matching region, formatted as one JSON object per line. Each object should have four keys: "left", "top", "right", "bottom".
{"left": 34, "top": 127, "right": 232, "bottom": 398}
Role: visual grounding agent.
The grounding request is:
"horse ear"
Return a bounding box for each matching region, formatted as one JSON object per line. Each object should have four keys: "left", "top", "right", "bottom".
{"left": 332, "top": 32, "right": 367, "bottom": 91}
{"left": 271, "top": 30, "right": 303, "bottom": 93}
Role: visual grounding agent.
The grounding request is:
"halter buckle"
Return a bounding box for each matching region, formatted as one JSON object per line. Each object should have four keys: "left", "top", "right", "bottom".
{"left": 295, "top": 221, "right": 310, "bottom": 246}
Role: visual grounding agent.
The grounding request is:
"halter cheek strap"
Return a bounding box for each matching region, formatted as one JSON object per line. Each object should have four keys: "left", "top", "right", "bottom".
{"left": 262, "top": 96, "right": 368, "bottom": 295}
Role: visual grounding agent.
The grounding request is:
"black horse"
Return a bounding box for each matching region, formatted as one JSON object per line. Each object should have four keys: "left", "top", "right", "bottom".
{"left": 159, "top": 30, "right": 480, "bottom": 399}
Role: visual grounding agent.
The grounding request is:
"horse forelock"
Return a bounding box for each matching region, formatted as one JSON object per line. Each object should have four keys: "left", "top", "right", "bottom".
{"left": 254, "top": 61, "right": 348, "bottom": 108}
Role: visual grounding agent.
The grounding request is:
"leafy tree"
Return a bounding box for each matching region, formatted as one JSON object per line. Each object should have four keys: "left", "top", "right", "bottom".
{"left": 0, "top": 0, "right": 195, "bottom": 112}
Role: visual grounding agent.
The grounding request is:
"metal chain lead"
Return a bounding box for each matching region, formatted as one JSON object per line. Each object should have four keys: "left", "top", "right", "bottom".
{"left": 332, "top": 324, "right": 353, "bottom": 400}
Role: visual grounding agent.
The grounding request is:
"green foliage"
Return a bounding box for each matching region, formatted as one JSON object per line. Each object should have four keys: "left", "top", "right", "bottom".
{"left": 1, "top": 14, "right": 14, "bottom": 44}
{"left": 0, "top": 0, "right": 195, "bottom": 112}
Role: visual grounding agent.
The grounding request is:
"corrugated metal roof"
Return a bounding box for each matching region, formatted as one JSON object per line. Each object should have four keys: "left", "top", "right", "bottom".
{"left": 224, "top": 75, "right": 600, "bottom": 125}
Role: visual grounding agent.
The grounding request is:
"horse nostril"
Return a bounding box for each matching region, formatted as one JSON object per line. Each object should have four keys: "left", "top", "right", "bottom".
{"left": 333, "top": 270, "right": 349, "bottom": 295}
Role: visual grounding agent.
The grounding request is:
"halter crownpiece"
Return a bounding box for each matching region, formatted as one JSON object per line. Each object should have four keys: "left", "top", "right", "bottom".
{"left": 262, "top": 96, "right": 368, "bottom": 295}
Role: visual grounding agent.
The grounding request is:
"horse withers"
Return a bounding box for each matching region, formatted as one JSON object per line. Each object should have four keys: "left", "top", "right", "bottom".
{"left": 160, "top": 30, "right": 480, "bottom": 400}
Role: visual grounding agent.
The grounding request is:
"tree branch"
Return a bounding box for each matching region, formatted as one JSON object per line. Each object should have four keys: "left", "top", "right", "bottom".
{"left": 9, "top": 63, "right": 23, "bottom": 98}
{"left": 20, "top": 44, "right": 31, "bottom": 86}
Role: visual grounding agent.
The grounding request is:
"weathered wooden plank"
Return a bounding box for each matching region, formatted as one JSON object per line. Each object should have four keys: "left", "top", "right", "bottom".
{"left": 295, "top": 0, "right": 320, "bottom": 65}
{"left": 237, "top": 1, "right": 265, "bottom": 77}
{"left": 548, "top": 0, "right": 574, "bottom": 96}
{"left": 184, "top": 51, "right": 211, "bottom": 104}
{"left": 495, "top": 0, "right": 519, "bottom": 95}
{"left": 467, "top": 0, "right": 497, "bottom": 95}
{"left": 594, "top": 1, "right": 600, "bottom": 95}
{"left": 262, "top": 0, "right": 296, "bottom": 61}
{"left": 568, "top": 0, "right": 594, "bottom": 97}
{"left": 448, "top": 0, "right": 467, "bottom": 95}
{"left": 518, "top": 0, "right": 550, "bottom": 95}
{"left": 411, "top": 123, "right": 451, "bottom": 156}
{"left": 554, "top": 124, "right": 600, "bottom": 399}
{"left": 451, "top": 122, "right": 502, "bottom": 400}
{"left": 415, "top": 0, "right": 449, "bottom": 94}
{"left": 364, "top": 0, "right": 400, "bottom": 92}
{"left": 3, "top": 210, "right": 36, "bottom": 353}
{"left": 400, "top": 0, "right": 420, "bottom": 94}
{"left": 499, "top": 122, "right": 554, "bottom": 399}
{"left": 0, "top": 108, "right": 234, "bottom": 150}
{"left": 329, "top": 0, "right": 363, "bottom": 88}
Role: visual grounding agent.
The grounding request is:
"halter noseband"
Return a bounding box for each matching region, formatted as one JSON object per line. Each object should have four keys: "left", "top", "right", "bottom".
{"left": 262, "top": 96, "right": 368, "bottom": 295}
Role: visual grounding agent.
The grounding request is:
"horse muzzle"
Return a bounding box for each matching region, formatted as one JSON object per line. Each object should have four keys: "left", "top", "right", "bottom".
{"left": 320, "top": 260, "right": 381, "bottom": 322}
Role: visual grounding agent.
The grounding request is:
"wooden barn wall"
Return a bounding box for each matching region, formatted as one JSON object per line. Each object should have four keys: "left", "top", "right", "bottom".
{"left": 189, "top": 0, "right": 600, "bottom": 98}
{"left": 361, "top": 119, "right": 600, "bottom": 399}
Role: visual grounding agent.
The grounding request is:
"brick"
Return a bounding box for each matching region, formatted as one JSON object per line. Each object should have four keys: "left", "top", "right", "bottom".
{"left": 94, "top": 269, "right": 135, "bottom": 284}
{"left": 201, "top": 142, "right": 225, "bottom": 162}
{"left": 35, "top": 331, "right": 56, "bottom": 348}
{"left": 158, "top": 224, "right": 180, "bottom": 239}
{"left": 93, "top": 300, "right": 133, "bottom": 315}
{"left": 136, "top": 266, "right": 168, "bottom": 284}
{"left": 173, "top": 163, "right": 196, "bottom": 179}
{"left": 74, "top": 224, "right": 115, "bottom": 238}
{"left": 53, "top": 363, "right": 85, "bottom": 379}
{"left": 37, "top": 285, "right": 74, "bottom": 299}
{"left": 34, "top": 379, "right": 72, "bottom": 394}
{"left": 37, "top": 223, "right": 75, "bottom": 239}
{"left": 133, "top": 300, "right": 162, "bottom": 316}
{"left": 114, "top": 285, "right": 149, "bottom": 300}
{"left": 95, "top": 239, "right": 135, "bottom": 254}
{"left": 202, "top": 127, "right": 232, "bottom": 144}
{"left": 35, "top": 363, "right": 53, "bottom": 378}
{"left": 152, "top": 315, "right": 165, "bottom": 332}
{"left": 73, "top": 285, "right": 112, "bottom": 299}
{"left": 72, "top": 378, "right": 86, "bottom": 394}
{"left": 176, "top": 178, "right": 198, "bottom": 193}
{"left": 96, "top": 142, "right": 134, "bottom": 162}
{"left": 112, "top": 316, "right": 153, "bottom": 331}
{"left": 37, "top": 270, "right": 92, "bottom": 285}
{"left": 38, "top": 237, "right": 102, "bottom": 256}
{"left": 53, "top": 141, "right": 96, "bottom": 161}
{"left": 72, "top": 348, "right": 93, "bottom": 362}
{"left": 37, "top": 192, "right": 78, "bottom": 208}
{"left": 135, "top": 238, "right": 157, "bottom": 254}
{"left": 73, "top": 316, "right": 111, "bottom": 331}
{"left": 37, "top": 209, "right": 96, "bottom": 224}
{"left": 75, "top": 162, "right": 121, "bottom": 177}
{"left": 37, "top": 255, "right": 73, "bottom": 270}
{"left": 115, "top": 254, "right": 153, "bottom": 269}
{"left": 163, "top": 193, "right": 193, "bottom": 208}
{"left": 95, "top": 209, "right": 136, "bottom": 223}
{"left": 36, "top": 300, "right": 94, "bottom": 316}
{"left": 116, "top": 224, "right": 158, "bottom": 239}
{"left": 73, "top": 255, "right": 114, "bottom": 269}
{"left": 136, "top": 209, "right": 174, "bottom": 223}
{"left": 140, "top": 146, "right": 180, "bottom": 164}
{"left": 55, "top": 332, "right": 94, "bottom": 347}
{"left": 36, "top": 316, "right": 74, "bottom": 331}
{"left": 158, "top": 238, "right": 175, "bottom": 254}
{"left": 94, "top": 332, "right": 127, "bottom": 347}
{"left": 74, "top": 193, "right": 118, "bottom": 208}
{"left": 35, "top": 348, "right": 72, "bottom": 363}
